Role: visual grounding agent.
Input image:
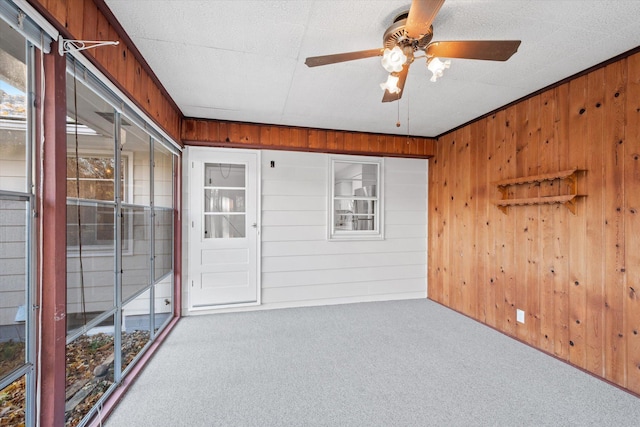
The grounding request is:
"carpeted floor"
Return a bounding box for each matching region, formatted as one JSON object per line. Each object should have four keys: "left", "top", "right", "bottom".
{"left": 103, "top": 299, "right": 640, "bottom": 426}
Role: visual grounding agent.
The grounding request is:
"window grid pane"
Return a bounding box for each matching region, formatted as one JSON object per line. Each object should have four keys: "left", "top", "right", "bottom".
{"left": 331, "top": 159, "right": 381, "bottom": 238}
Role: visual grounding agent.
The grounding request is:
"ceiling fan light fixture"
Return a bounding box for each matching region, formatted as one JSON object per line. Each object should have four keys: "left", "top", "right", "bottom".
{"left": 427, "top": 57, "right": 451, "bottom": 82}
{"left": 380, "top": 74, "right": 401, "bottom": 94}
{"left": 381, "top": 46, "right": 407, "bottom": 72}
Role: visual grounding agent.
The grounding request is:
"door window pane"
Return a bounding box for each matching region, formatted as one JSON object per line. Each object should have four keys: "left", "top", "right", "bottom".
{"left": 204, "top": 214, "right": 245, "bottom": 239}
{"left": 204, "top": 189, "right": 245, "bottom": 213}
{"left": 204, "top": 163, "right": 246, "bottom": 239}
{"left": 204, "top": 163, "right": 244, "bottom": 187}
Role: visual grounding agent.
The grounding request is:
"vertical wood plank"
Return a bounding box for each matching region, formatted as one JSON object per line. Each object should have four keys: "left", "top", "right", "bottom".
{"left": 585, "top": 67, "right": 606, "bottom": 377}
{"left": 525, "top": 95, "right": 541, "bottom": 348}
{"left": 513, "top": 99, "right": 530, "bottom": 342}
{"left": 81, "top": 2, "right": 98, "bottom": 58}
{"left": 491, "top": 110, "right": 507, "bottom": 332}
{"left": 449, "top": 131, "right": 463, "bottom": 312}
{"left": 553, "top": 84, "right": 571, "bottom": 360}
{"left": 459, "top": 126, "right": 474, "bottom": 316}
{"left": 259, "top": 125, "right": 271, "bottom": 146}
{"left": 428, "top": 143, "right": 443, "bottom": 302}
{"left": 218, "top": 121, "right": 229, "bottom": 143}
{"left": 440, "top": 133, "right": 454, "bottom": 307}
{"left": 475, "top": 118, "right": 490, "bottom": 325}
{"left": 95, "top": 11, "right": 110, "bottom": 67}
{"left": 501, "top": 106, "right": 517, "bottom": 336}
{"left": 625, "top": 52, "right": 640, "bottom": 395}
{"left": 568, "top": 74, "right": 589, "bottom": 368}
{"left": 538, "top": 89, "right": 558, "bottom": 355}
{"left": 603, "top": 60, "right": 627, "bottom": 386}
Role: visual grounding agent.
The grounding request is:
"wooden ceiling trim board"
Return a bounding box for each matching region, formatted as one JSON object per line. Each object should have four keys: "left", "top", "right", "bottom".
{"left": 182, "top": 118, "right": 436, "bottom": 158}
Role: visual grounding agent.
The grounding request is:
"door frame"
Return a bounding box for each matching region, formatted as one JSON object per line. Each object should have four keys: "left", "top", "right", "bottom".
{"left": 186, "top": 146, "right": 261, "bottom": 311}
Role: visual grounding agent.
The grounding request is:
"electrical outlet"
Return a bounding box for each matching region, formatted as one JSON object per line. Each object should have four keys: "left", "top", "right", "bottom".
{"left": 516, "top": 309, "right": 525, "bottom": 324}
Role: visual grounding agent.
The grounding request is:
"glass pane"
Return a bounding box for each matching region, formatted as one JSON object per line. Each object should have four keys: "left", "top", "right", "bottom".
{"left": 66, "top": 202, "right": 115, "bottom": 248}
{"left": 122, "top": 120, "right": 151, "bottom": 206}
{"left": 122, "top": 291, "right": 151, "bottom": 373}
{"left": 204, "top": 214, "right": 245, "bottom": 239}
{"left": 334, "top": 162, "right": 378, "bottom": 197}
{"left": 154, "top": 276, "right": 172, "bottom": 333}
{"left": 65, "top": 316, "right": 115, "bottom": 427}
{"left": 204, "top": 163, "right": 244, "bottom": 187}
{"left": 122, "top": 206, "right": 151, "bottom": 303}
{"left": 0, "top": 376, "right": 25, "bottom": 426}
{"left": 154, "top": 208, "right": 172, "bottom": 282}
{"left": 0, "top": 19, "right": 28, "bottom": 193}
{"left": 204, "top": 189, "right": 245, "bottom": 213}
{"left": 66, "top": 73, "right": 117, "bottom": 202}
{"left": 0, "top": 198, "right": 27, "bottom": 380}
{"left": 66, "top": 202, "right": 116, "bottom": 334}
{"left": 153, "top": 141, "right": 173, "bottom": 208}
{"left": 334, "top": 200, "right": 377, "bottom": 231}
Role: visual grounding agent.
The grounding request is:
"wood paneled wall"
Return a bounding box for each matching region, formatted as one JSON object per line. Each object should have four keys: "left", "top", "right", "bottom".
{"left": 429, "top": 50, "right": 640, "bottom": 395}
{"left": 182, "top": 118, "right": 436, "bottom": 158}
{"left": 30, "top": 0, "right": 182, "bottom": 141}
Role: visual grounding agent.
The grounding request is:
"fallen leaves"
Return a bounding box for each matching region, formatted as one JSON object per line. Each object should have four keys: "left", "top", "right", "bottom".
{"left": 1, "top": 330, "right": 151, "bottom": 427}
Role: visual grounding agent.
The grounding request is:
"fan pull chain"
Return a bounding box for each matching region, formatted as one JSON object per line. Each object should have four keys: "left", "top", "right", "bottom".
{"left": 396, "top": 100, "right": 401, "bottom": 127}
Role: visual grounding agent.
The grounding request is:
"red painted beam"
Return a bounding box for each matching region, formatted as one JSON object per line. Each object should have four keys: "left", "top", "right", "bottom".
{"left": 38, "top": 41, "right": 68, "bottom": 427}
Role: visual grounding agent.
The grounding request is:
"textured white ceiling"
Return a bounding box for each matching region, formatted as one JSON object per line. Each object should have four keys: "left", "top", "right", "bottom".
{"left": 104, "top": 0, "right": 640, "bottom": 137}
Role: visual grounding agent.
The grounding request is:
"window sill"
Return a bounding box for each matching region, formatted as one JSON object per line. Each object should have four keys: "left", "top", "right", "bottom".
{"left": 329, "top": 232, "right": 384, "bottom": 242}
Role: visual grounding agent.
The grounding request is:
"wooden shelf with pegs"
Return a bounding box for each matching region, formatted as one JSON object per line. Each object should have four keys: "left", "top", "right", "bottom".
{"left": 492, "top": 169, "right": 586, "bottom": 214}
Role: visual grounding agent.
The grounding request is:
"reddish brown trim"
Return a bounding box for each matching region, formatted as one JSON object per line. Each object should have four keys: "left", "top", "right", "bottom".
{"left": 38, "top": 41, "right": 68, "bottom": 427}
{"left": 183, "top": 139, "right": 433, "bottom": 159}
{"left": 436, "top": 44, "right": 640, "bottom": 139}
{"left": 182, "top": 118, "right": 436, "bottom": 158}
{"left": 86, "top": 316, "right": 181, "bottom": 427}
{"left": 426, "top": 297, "right": 640, "bottom": 400}
{"left": 183, "top": 117, "right": 435, "bottom": 143}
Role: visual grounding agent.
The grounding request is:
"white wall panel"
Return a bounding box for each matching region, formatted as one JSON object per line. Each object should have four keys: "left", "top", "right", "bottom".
{"left": 262, "top": 237, "right": 425, "bottom": 257}
{"left": 262, "top": 264, "right": 426, "bottom": 288}
{"left": 259, "top": 151, "right": 427, "bottom": 308}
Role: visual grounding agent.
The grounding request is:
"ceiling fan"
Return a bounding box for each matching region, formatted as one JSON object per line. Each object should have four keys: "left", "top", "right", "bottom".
{"left": 305, "top": 0, "right": 521, "bottom": 102}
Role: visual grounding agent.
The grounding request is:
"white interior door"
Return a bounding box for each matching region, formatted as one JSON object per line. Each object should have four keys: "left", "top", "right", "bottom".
{"left": 189, "top": 148, "right": 259, "bottom": 308}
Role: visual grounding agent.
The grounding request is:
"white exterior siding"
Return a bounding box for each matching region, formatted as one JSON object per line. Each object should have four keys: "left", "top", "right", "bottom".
{"left": 260, "top": 151, "right": 427, "bottom": 308}
{"left": 183, "top": 148, "right": 428, "bottom": 314}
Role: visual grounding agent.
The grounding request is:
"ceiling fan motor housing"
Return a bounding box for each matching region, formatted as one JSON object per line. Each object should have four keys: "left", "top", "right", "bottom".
{"left": 383, "top": 12, "right": 433, "bottom": 53}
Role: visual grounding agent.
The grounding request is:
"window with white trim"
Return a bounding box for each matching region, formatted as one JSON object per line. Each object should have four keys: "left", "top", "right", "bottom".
{"left": 329, "top": 157, "right": 383, "bottom": 240}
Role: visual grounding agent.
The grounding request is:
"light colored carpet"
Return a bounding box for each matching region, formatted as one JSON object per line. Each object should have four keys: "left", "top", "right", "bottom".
{"left": 104, "top": 299, "right": 640, "bottom": 426}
